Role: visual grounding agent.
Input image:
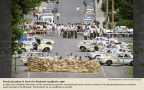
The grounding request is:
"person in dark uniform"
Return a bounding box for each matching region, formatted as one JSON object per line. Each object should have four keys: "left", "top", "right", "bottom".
{"left": 68, "top": 26, "right": 71, "bottom": 38}
{"left": 94, "top": 44, "right": 99, "bottom": 51}
{"left": 74, "top": 25, "right": 77, "bottom": 39}
{"left": 71, "top": 24, "right": 74, "bottom": 38}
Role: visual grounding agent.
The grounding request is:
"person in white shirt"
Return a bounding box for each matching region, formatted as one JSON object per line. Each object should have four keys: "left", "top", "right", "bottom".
{"left": 90, "top": 26, "right": 94, "bottom": 40}
{"left": 83, "top": 24, "right": 86, "bottom": 31}
{"left": 76, "top": 6, "right": 80, "bottom": 16}
{"left": 54, "top": 23, "right": 57, "bottom": 35}
{"left": 70, "top": 53, "right": 74, "bottom": 59}
{"left": 97, "top": 27, "right": 100, "bottom": 37}
{"left": 46, "top": 53, "right": 50, "bottom": 58}
{"left": 56, "top": 12, "right": 60, "bottom": 21}
{"left": 46, "top": 23, "right": 50, "bottom": 36}
{"left": 63, "top": 25, "right": 67, "bottom": 38}
{"left": 83, "top": 29, "right": 88, "bottom": 40}
{"left": 43, "top": 6, "right": 46, "bottom": 13}
{"left": 57, "top": 24, "right": 61, "bottom": 37}
{"left": 93, "top": 27, "right": 96, "bottom": 38}
{"left": 74, "top": 55, "right": 78, "bottom": 60}
{"left": 39, "top": 7, "right": 42, "bottom": 13}
{"left": 103, "top": 27, "right": 106, "bottom": 37}
{"left": 54, "top": 53, "right": 59, "bottom": 60}
{"left": 40, "top": 24, "right": 43, "bottom": 36}
{"left": 67, "top": 54, "right": 71, "bottom": 60}
{"left": 61, "top": 24, "right": 64, "bottom": 36}
{"left": 29, "top": 48, "right": 33, "bottom": 56}
{"left": 49, "top": 24, "right": 53, "bottom": 36}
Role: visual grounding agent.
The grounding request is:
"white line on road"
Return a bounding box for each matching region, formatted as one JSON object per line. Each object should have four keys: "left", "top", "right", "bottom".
{"left": 101, "top": 66, "right": 107, "bottom": 78}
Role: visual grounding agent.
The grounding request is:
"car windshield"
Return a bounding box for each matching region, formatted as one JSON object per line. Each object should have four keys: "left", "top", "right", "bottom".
{"left": 99, "top": 49, "right": 107, "bottom": 52}
{"left": 21, "top": 52, "right": 28, "bottom": 57}
{"left": 113, "top": 49, "right": 119, "bottom": 53}
{"left": 32, "top": 53, "right": 46, "bottom": 57}
{"left": 44, "top": 10, "right": 52, "bottom": 13}
{"left": 86, "top": 6, "right": 94, "bottom": 9}
{"left": 25, "top": 44, "right": 32, "bottom": 46}
{"left": 42, "top": 13, "right": 53, "bottom": 16}
{"left": 84, "top": 17, "right": 93, "bottom": 20}
{"left": 44, "top": 18, "right": 52, "bottom": 21}
{"left": 47, "top": 5, "right": 55, "bottom": 8}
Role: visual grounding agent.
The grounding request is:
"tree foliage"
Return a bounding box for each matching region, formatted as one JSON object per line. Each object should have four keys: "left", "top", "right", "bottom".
{"left": 12, "top": 0, "right": 47, "bottom": 55}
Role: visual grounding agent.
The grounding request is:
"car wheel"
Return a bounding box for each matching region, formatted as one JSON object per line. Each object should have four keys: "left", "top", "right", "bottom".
{"left": 106, "top": 60, "right": 111, "bottom": 66}
{"left": 24, "top": 63, "right": 27, "bottom": 66}
{"left": 81, "top": 47, "right": 85, "bottom": 52}
{"left": 130, "top": 61, "right": 133, "bottom": 66}
{"left": 100, "top": 63, "right": 104, "bottom": 65}
{"left": 44, "top": 48, "right": 49, "bottom": 52}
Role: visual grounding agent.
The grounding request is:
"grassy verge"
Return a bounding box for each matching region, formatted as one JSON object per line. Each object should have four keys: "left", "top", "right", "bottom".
{"left": 125, "top": 67, "right": 133, "bottom": 75}
{"left": 124, "top": 41, "right": 133, "bottom": 43}
{"left": 130, "top": 45, "right": 133, "bottom": 50}
{"left": 26, "top": 18, "right": 32, "bottom": 23}
{"left": 106, "top": 22, "right": 118, "bottom": 29}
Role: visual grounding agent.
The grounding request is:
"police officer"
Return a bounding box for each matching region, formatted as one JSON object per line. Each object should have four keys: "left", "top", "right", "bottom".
{"left": 46, "top": 53, "right": 50, "bottom": 59}
{"left": 29, "top": 48, "right": 33, "bottom": 56}
{"left": 74, "top": 25, "right": 78, "bottom": 39}
{"left": 71, "top": 24, "right": 74, "bottom": 38}
{"left": 90, "top": 26, "right": 94, "bottom": 40}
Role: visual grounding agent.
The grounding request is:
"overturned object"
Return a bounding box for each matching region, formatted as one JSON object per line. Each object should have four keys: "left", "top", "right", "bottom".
{"left": 25, "top": 56, "right": 101, "bottom": 73}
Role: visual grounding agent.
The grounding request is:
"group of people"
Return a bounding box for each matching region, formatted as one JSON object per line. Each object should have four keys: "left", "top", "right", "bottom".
{"left": 46, "top": 53, "right": 84, "bottom": 61}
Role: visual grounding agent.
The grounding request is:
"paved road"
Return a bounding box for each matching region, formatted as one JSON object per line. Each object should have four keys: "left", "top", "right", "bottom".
{"left": 12, "top": 35, "right": 133, "bottom": 78}
{"left": 53, "top": 0, "right": 85, "bottom": 24}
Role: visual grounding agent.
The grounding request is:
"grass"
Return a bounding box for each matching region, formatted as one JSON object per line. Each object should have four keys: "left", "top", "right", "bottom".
{"left": 130, "top": 45, "right": 133, "bottom": 50}
{"left": 106, "top": 22, "right": 118, "bottom": 29}
{"left": 124, "top": 41, "right": 133, "bottom": 43}
{"left": 125, "top": 67, "right": 133, "bottom": 75}
{"left": 104, "top": 12, "right": 106, "bottom": 16}
{"left": 25, "top": 18, "right": 32, "bottom": 23}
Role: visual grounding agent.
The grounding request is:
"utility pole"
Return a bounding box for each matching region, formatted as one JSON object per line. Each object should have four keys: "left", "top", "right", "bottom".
{"left": 106, "top": 0, "right": 108, "bottom": 22}
{"left": 112, "top": 0, "right": 114, "bottom": 29}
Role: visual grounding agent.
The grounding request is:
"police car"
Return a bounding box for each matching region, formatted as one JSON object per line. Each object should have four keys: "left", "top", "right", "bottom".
{"left": 20, "top": 51, "right": 54, "bottom": 65}
{"left": 109, "top": 39, "right": 130, "bottom": 48}
{"left": 27, "top": 36, "right": 55, "bottom": 45}
{"left": 85, "top": 48, "right": 122, "bottom": 60}
{"left": 77, "top": 40, "right": 109, "bottom": 52}
{"left": 22, "top": 41, "right": 54, "bottom": 52}
{"left": 98, "top": 52, "right": 133, "bottom": 66}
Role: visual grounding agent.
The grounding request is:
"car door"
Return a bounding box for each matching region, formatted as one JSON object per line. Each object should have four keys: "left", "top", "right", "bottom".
{"left": 124, "top": 53, "right": 133, "bottom": 64}
{"left": 116, "top": 53, "right": 124, "bottom": 64}
{"left": 34, "top": 37, "right": 41, "bottom": 44}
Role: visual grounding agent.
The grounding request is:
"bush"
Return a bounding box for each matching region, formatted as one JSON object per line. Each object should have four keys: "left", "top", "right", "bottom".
{"left": 108, "top": 12, "right": 121, "bottom": 22}
{"left": 101, "top": 0, "right": 106, "bottom": 12}
{"left": 116, "top": 19, "right": 133, "bottom": 28}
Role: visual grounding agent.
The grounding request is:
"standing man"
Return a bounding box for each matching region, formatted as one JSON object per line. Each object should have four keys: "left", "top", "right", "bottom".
{"left": 103, "top": 27, "right": 106, "bottom": 37}
{"left": 70, "top": 53, "right": 74, "bottom": 59}
{"left": 97, "top": 27, "right": 100, "bottom": 37}
{"left": 90, "top": 26, "right": 94, "bottom": 40}
{"left": 63, "top": 25, "right": 67, "bottom": 38}
{"left": 43, "top": 6, "right": 46, "bottom": 13}
{"left": 76, "top": 6, "right": 80, "bottom": 16}
{"left": 71, "top": 24, "right": 74, "bottom": 38}
{"left": 94, "top": 44, "right": 99, "bottom": 51}
{"left": 74, "top": 25, "right": 78, "bottom": 39}
{"left": 74, "top": 55, "right": 78, "bottom": 60}
{"left": 61, "top": 24, "right": 64, "bottom": 36}
{"left": 54, "top": 53, "right": 59, "bottom": 60}
{"left": 46, "top": 53, "right": 50, "bottom": 59}
{"left": 83, "top": 29, "right": 88, "bottom": 40}
{"left": 49, "top": 24, "right": 53, "bottom": 36}
{"left": 57, "top": 24, "right": 61, "bottom": 37}
{"left": 56, "top": 12, "right": 60, "bottom": 22}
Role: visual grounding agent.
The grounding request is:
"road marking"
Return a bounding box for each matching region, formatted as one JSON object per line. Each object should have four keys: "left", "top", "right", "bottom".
{"left": 28, "top": 72, "right": 29, "bottom": 78}
{"left": 101, "top": 66, "right": 107, "bottom": 78}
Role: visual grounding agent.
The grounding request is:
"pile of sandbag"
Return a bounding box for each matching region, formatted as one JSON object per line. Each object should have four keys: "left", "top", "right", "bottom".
{"left": 25, "top": 56, "right": 101, "bottom": 73}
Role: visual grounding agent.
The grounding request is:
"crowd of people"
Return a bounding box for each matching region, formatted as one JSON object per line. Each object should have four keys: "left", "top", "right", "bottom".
{"left": 46, "top": 53, "right": 84, "bottom": 61}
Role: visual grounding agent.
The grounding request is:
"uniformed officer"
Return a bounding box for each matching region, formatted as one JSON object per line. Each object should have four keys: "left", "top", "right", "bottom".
{"left": 71, "top": 24, "right": 74, "bottom": 38}
{"left": 63, "top": 25, "right": 67, "bottom": 38}
{"left": 68, "top": 26, "right": 71, "bottom": 38}
{"left": 54, "top": 53, "right": 59, "bottom": 60}
{"left": 90, "top": 26, "right": 94, "bottom": 40}
{"left": 29, "top": 48, "right": 33, "bottom": 56}
{"left": 74, "top": 25, "right": 78, "bottom": 39}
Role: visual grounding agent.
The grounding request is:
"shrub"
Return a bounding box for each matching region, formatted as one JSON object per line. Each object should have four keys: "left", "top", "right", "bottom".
{"left": 108, "top": 12, "right": 121, "bottom": 22}
{"left": 116, "top": 19, "right": 133, "bottom": 28}
{"left": 101, "top": 0, "right": 106, "bottom": 12}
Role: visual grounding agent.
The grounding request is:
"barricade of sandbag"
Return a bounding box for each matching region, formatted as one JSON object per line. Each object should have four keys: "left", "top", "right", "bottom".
{"left": 25, "top": 56, "right": 101, "bottom": 73}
